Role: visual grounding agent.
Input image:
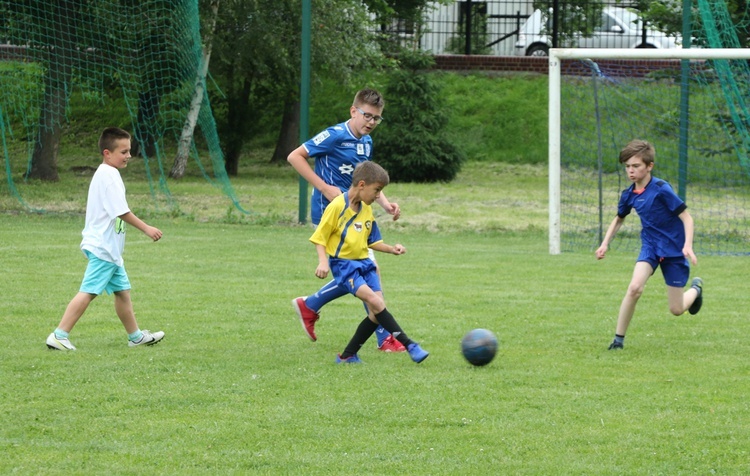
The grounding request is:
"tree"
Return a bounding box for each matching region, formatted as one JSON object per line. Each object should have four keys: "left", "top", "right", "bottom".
{"left": 170, "top": 0, "right": 221, "bottom": 179}
{"left": 1, "top": 0, "right": 102, "bottom": 181}
{"left": 206, "top": 0, "right": 440, "bottom": 173}
{"left": 374, "top": 50, "right": 465, "bottom": 183}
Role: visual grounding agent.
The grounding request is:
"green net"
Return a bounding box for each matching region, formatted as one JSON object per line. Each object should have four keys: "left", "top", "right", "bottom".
{"left": 0, "top": 0, "right": 246, "bottom": 214}
{"left": 560, "top": 4, "right": 750, "bottom": 255}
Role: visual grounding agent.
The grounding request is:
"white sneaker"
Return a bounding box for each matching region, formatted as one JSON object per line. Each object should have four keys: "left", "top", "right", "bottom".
{"left": 46, "top": 333, "right": 77, "bottom": 351}
{"left": 128, "top": 330, "right": 165, "bottom": 347}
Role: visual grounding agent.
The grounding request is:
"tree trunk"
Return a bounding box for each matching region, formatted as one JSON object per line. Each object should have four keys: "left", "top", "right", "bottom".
{"left": 171, "top": 0, "right": 220, "bottom": 179}
{"left": 27, "top": 0, "right": 77, "bottom": 181}
{"left": 270, "top": 99, "right": 300, "bottom": 164}
{"left": 222, "top": 77, "right": 252, "bottom": 176}
{"left": 135, "top": 89, "right": 160, "bottom": 159}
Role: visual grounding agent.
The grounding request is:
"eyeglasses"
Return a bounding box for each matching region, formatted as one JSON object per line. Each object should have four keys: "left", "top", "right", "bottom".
{"left": 355, "top": 107, "right": 383, "bottom": 125}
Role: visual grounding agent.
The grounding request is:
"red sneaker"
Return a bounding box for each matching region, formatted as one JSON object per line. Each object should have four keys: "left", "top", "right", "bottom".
{"left": 377, "top": 334, "right": 406, "bottom": 352}
{"left": 292, "top": 297, "right": 319, "bottom": 341}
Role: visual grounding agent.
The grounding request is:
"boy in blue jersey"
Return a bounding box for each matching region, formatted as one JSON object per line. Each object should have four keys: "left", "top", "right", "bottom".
{"left": 288, "top": 88, "right": 404, "bottom": 352}
{"left": 309, "top": 161, "right": 428, "bottom": 364}
{"left": 596, "top": 140, "right": 703, "bottom": 350}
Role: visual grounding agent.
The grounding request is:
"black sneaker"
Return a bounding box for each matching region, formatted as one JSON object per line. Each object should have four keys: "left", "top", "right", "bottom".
{"left": 688, "top": 277, "right": 703, "bottom": 315}
{"left": 608, "top": 340, "right": 624, "bottom": 350}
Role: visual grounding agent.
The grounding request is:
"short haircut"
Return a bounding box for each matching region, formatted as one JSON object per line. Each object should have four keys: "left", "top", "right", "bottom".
{"left": 619, "top": 139, "right": 655, "bottom": 165}
{"left": 99, "top": 127, "right": 131, "bottom": 154}
{"left": 353, "top": 88, "right": 385, "bottom": 109}
{"left": 352, "top": 161, "right": 389, "bottom": 187}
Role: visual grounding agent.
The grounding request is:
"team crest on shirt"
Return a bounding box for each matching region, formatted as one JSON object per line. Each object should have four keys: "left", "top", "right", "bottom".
{"left": 312, "top": 130, "right": 330, "bottom": 145}
{"left": 365, "top": 144, "right": 370, "bottom": 157}
{"left": 365, "top": 220, "right": 371, "bottom": 230}
{"left": 354, "top": 222, "right": 363, "bottom": 232}
{"left": 339, "top": 164, "right": 354, "bottom": 175}
{"left": 356, "top": 144, "right": 364, "bottom": 155}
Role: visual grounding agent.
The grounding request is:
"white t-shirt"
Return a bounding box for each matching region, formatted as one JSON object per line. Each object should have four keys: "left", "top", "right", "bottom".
{"left": 80, "top": 163, "right": 130, "bottom": 266}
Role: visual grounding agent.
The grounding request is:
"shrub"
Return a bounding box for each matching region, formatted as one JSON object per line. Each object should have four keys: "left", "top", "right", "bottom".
{"left": 374, "top": 50, "right": 466, "bottom": 183}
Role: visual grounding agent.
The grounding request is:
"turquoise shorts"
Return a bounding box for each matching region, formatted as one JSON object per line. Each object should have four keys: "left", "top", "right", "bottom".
{"left": 80, "top": 251, "right": 131, "bottom": 295}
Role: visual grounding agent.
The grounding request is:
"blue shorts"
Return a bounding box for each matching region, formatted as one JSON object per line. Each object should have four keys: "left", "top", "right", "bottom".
{"left": 638, "top": 247, "right": 690, "bottom": 288}
{"left": 329, "top": 258, "right": 381, "bottom": 296}
{"left": 80, "top": 251, "right": 131, "bottom": 295}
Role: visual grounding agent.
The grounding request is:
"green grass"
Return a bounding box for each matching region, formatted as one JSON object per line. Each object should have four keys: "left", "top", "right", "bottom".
{"left": 2, "top": 161, "right": 750, "bottom": 474}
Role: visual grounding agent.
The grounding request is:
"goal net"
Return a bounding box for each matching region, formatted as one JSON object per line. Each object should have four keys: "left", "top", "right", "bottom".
{"left": 0, "top": 0, "right": 244, "bottom": 213}
{"left": 550, "top": 48, "right": 750, "bottom": 255}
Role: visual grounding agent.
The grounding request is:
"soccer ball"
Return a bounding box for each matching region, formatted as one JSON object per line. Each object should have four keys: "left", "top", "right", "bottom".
{"left": 461, "top": 328, "right": 498, "bottom": 366}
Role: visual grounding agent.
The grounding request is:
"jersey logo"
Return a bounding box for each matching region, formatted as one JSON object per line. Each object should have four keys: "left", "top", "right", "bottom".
{"left": 365, "top": 220, "right": 371, "bottom": 230}
{"left": 339, "top": 164, "right": 354, "bottom": 175}
{"left": 365, "top": 144, "right": 370, "bottom": 157}
{"left": 312, "top": 130, "right": 330, "bottom": 146}
{"left": 356, "top": 144, "right": 364, "bottom": 155}
{"left": 115, "top": 217, "right": 126, "bottom": 234}
{"left": 354, "top": 222, "right": 363, "bottom": 232}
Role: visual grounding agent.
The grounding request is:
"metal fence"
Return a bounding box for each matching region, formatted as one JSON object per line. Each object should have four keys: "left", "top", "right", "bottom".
{"left": 419, "top": 0, "right": 534, "bottom": 56}
{"left": 388, "top": 0, "right": 663, "bottom": 57}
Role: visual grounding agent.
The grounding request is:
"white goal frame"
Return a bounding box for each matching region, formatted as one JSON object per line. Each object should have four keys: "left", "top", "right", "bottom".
{"left": 548, "top": 47, "right": 750, "bottom": 254}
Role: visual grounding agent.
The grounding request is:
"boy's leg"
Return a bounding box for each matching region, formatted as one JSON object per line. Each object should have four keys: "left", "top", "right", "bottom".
{"left": 58, "top": 292, "right": 97, "bottom": 332}
{"left": 370, "top": 252, "right": 400, "bottom": 349}
{"left": 666, "top": 278, "right": 702, "bottom": 315}
{"left": 114, "top": 290, "right": 138, "bottom": 334}
{"left": 114, "top": 290, "right": 165, "bottom": 346}
{"left": 303, "top": 279, "right": 348, "bottom": 312}
{"left": 339, "top": 316, "right": 379, "bottom": 359}
{"left": 47, "top": 292, "right": 96, "bottom": 350}
{"left": 610, "top": 261, "right": 653, "bottom": 348}
{"left": 294, "top": 280, "right": 348, "bottom": 341}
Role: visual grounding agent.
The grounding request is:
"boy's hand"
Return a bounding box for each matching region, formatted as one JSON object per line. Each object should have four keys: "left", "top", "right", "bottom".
{"left": 595, "top": 245, "right": 607, "bottom": 260}
{"left": 145, "top": 226, "right": 162, "bottom": 242}
{"left": 392, "top": 244, "right": 406, "bottom": 255}
{"left": 315, "top": 262, "right": 330, "bottom": 279}
{"left": 322, "top": 184, "right": 343, "bottom": 202}
{"left": 683, "top": 246, "right": 698, "bottom": 265}
{"left": 385, "top": 202, "right": 401, "bottom": 221}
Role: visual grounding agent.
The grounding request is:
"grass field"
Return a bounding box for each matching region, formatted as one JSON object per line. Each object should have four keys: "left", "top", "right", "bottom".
{"left": 2, "top": 160, "right": 749, "bottom": 474}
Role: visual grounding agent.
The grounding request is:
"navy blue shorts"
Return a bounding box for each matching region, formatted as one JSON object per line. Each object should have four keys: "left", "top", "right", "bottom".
{"left": 329, "top": 258, "right": 381, "bottom": 295}
{"left": 638, "top": 251, "right": 690, "bottom": 288}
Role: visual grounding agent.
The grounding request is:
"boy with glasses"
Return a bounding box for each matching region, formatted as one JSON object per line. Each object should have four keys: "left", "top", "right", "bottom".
{"left": 288, "top": 88, "right": 404, "bottom": 351}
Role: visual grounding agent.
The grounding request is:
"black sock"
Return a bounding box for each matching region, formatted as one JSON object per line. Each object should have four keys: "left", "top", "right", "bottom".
{"left": 341, "top": 317, "right": 379, "bottom": 359}
{"left": 614, "top": 334, "right": 625, "bottom": 345}
{"left": 374, "top": 308, "right": 413, "bottom": 348}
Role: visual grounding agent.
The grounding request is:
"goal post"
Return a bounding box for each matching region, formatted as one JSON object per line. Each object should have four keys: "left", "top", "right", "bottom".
{"left": 548, "top": 48, "right": 750, "bottom": 255}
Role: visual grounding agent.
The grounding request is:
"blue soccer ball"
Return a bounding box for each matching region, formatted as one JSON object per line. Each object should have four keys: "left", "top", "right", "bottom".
{"left": 461, "top": 328, "right": 498, "bottom": 366}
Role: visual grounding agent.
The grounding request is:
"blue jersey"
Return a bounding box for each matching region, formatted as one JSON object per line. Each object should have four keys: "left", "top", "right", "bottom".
{"left": 303, "top": 120, "right": 373, "bottom": 225}
{"left": 617, "top": 176, "right": 687, "bottom": 258}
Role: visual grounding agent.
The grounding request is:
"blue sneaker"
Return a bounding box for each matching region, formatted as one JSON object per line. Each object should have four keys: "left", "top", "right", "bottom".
{"left": 335, "top": 354, "right": 363, "bottom": 364}
{"left": 407, "top": 343, "right": 429, "bottom": 363}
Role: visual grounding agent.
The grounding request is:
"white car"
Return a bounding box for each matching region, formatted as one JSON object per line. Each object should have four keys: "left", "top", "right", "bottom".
{"left": 514, "top": 7, "right": 681, "bottom": 56}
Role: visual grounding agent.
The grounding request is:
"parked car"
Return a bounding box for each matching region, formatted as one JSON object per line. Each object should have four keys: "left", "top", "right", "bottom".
{"left": 514, "top": 7, "right": 681, "bottom": 56}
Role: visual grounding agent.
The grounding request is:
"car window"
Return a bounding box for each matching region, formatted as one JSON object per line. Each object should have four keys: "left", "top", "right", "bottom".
{"left": 597, "top": 12, "right": 617, "bottom": 32}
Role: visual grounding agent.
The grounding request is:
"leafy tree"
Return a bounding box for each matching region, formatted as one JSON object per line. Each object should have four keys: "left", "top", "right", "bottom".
{"left": 374, "top": 50, "right": 465, "bottom": 183}
{"left": 207, "top": 0, "right": 384, "bottom": 174}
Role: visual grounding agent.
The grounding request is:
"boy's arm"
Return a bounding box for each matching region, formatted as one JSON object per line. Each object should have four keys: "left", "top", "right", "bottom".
{"left": 375, "top": 192, "right": 401, "bottom": 221}
{"left": 678, "top": 210, "right": 697, "bottom": 265}
{"left": 314, "top": 244, "right": 330, "bottom": 279}
{"left": 119, "top": 211, "right": 162, "bottom": 241}
{"left": 370, "top": 242, "right": 406, "bottom": 255}
{"left": 595, "top": 216, "right": 624, "bottom": 259}
{"left": 287, "top": 146, "right": 343, "bottom": 202}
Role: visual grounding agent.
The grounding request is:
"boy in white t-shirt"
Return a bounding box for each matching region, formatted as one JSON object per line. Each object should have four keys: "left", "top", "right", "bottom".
{"left": 46, "top": 127, "right": 165, "bottom": 350}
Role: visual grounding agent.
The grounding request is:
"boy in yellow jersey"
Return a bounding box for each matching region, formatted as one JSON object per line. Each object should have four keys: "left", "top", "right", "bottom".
{"left": 309, "top": 161, "right": 429, "bottom": 363}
